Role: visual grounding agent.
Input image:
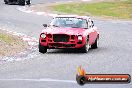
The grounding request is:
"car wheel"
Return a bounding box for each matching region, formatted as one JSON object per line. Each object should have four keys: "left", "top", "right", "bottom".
{"left": 18, "top": 0, "right": 25, "bottom": 6}
{"left": 26, "top": 0, "right": 31, "bottom": 5}
{"left": 5, "top": 2, "right": 8, "bottom": 4}
{"left": 4, "top": 0, "right": 8, "bottom": 4}
{"left": 81, "top": 38, "right": 90, "bottom": 53}
{"left": 91, "top": 37, "right": 99, "bottom": 49}
{"left": 76, "top": 75, "right": 86, "bottom": 85}
{"left": 39, "top": 43, "right": 47, "bottom": 53}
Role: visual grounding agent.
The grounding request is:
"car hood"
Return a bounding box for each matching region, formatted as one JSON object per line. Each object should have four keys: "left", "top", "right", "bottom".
{"left": 42, "top": 27, "right": 85, "bottom": 35}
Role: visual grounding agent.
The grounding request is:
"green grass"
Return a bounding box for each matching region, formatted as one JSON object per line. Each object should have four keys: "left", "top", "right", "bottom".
{"left": 0, "top": 32, "right": 14, "bottom": 44}
{"left": 51, "top": 0, "right": 132, "bottom": 19}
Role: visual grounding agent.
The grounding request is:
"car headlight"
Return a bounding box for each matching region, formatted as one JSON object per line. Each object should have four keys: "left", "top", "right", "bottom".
{"left": 41, "top": 33, "right": 46, "bottom": 38}
{"left": 78, "top": 35, "right": 83, "bottom": 41}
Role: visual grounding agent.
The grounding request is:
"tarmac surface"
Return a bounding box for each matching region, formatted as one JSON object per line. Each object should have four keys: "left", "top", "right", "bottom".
{"left": 0, "top": 0, "right": 132, "bottom": 88}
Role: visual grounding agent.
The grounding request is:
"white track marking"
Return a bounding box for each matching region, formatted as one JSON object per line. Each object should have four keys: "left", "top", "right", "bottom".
{"left": 0, "top": 78, "right": 76, "bottom": 83}
{"left": 17, "top": 6, "right": 55, "bottom": 16}
{"left": 36, "top": 12, "right": 45, "bottom": 15}
{"left": 0, "top": 27, "right": 38, "bottom": 46}
{"left": 82, "top": 0, "right": 92, "bottom": 1}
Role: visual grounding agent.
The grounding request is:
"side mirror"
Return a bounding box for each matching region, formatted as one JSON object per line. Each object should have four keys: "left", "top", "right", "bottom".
{"left": 43, "top": 24, "right": 48, "bottom": 27}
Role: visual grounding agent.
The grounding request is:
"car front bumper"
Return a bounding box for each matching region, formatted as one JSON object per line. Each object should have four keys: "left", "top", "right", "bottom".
{"left": 39, "top": 34, "right": 85, "bottom": 49}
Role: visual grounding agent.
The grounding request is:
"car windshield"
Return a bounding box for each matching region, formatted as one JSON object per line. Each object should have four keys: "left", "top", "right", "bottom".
{"left": 50, "top": 17, "right": 88, "bottom": 29}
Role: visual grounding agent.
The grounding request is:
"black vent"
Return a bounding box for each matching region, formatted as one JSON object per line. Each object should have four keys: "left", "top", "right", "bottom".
{"left": 53, "top": 34, "right": 69, "bottom": 42}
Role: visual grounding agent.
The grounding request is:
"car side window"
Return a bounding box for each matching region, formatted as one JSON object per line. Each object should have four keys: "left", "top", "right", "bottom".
{"left": 81, "top": 20, "right": 88, "bottom": 29}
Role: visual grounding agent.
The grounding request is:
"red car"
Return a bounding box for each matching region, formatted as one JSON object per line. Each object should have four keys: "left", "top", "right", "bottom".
{"left": 39, "top": 15, "right": 99, "bottom": 53}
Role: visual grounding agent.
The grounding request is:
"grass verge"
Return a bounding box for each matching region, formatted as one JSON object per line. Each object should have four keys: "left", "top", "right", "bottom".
{"left": 0, "top": 29, "right": 28, "bottom": 57}
{"left": 47, "top": 0, "right": 132, "bottom": 20}
{"left": 0, "top": 32, "right": 15, "bottom": 44}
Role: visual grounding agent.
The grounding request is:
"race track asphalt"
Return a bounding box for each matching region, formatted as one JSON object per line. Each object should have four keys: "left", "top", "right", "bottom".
{"left": 0, "top": 0, "right": 132, "bottom": 88}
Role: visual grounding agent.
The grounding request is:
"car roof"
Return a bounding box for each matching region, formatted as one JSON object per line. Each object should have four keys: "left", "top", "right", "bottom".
{"left": 54, "top": 15, "right": 91, "bottom": 20}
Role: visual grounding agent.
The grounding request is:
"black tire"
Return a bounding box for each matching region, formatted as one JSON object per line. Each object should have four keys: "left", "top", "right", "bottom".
{"left": 4, "top": 0, "right": 8, "bottom": 4}
{"left": 26, "top": 0, "right": 31, "bottom": 5}
{"left": 91, "top": 37, "right": 99, "bottom": 49}
{"left": 76, "top": 75, "right": 86, "bottom": 86}
{"left": 5, "top": 2, "right": 8, "bottom": 4}
{"left": 18, "top": 0, "right": 25, "bottom": 6}
{"left": 81, "top": 38, "right": 90, "bottom": 53}
{"left": 39, "top": 43, "right": 47, "bottom": 53}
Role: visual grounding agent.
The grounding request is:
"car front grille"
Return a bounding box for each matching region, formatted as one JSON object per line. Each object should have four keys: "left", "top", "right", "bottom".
{"left": 53, "top": 34, "right": 69, "bottom": 42}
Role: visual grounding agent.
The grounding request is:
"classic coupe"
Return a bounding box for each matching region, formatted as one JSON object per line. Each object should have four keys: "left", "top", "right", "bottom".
{"left": 39, "top": 15, "right": 99, "bottom": 53}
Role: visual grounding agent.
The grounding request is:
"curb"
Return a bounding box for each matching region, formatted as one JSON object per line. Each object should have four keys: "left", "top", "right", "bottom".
{"left": 0, "top": 27, "right": 38, "bottom": 46}
{"left": 0, "top": 27, "right": 39, "bottom": 62}
{"left": 17, "top": 6, "right": 58, "bottom": 17}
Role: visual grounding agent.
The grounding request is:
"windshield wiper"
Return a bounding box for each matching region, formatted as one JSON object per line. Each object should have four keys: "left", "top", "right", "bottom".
{"left": 71, "top": 27, "right": 79, "bottom": 28}
{"left": 52, "top": 25, "right": 59, "bottom": 27}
